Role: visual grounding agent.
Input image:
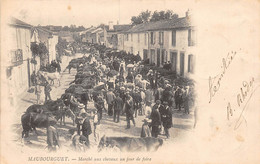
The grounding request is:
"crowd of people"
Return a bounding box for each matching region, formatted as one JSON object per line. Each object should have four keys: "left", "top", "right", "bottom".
{"left": 28, "top": 45, "right": 195, "bottom": 152}
{"left": 67, "top": 48, "right": 195, "bottom": 151}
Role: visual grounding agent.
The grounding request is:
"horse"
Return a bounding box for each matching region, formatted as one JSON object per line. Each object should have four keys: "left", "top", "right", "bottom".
{"left": 66, "top": 63, "right": 78, "bottom": 74}
{"left": 39, "top": 71, "right": 60, "bottom": 86}
{"left": 25, "top": 99, "right": 66, "bottom": 126}
{"left": 98, "top": 136, "right": 163, "bottom": 152}
{"left": 21, "top": 112, "right": 57, "bottom": 138}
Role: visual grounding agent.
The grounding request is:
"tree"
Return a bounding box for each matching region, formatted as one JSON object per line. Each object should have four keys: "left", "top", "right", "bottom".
{"left": 131, "top": 16, "right": 143, "bottom": 25}
{"left": 150, "top": 11, "right": 161, "bottom": 22}
{"left": 30, "top": 42, "right": 48, "bottom": 67}
{"left": 76, "top": 25, "right": 85, "bottom": 32}
{"left": 131, "top": 10, "right": 151, "bottom": 25}
{"left": 63, "top": 26, "right": 69, "bottom": 31}
{"left": 38, "top": 42, "right": 49, "bottom": 67}
{"left": 150, "top": 10, "right": 179, "bottom": 22}
{"left": 140, "top": 10, "right": 151, "bottom": 23}
{"left": 56, "top": 37, "right": 68, "bottom": 60}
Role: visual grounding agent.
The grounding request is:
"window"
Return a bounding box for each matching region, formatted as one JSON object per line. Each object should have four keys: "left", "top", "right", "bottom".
{"left": 188, "top": 54, "right": 194, "bottom": 73}
{"left": 126, "top": 34, "right": 129, "bottom": 41}
{"left": 159, "top": 32, "right": 164, "bottom": 45}
{"left": 138, "top": 34, "right": 140, "bottom": 43}
{"left": 172, "top": 30, "right": 176, "bottom": 46}
{"left": 144, "top": 33, "right": 147, "bottom": 45}
{"left": 131, "top": 34, "right": 133, "bottom": 42}
{"left": 188, "top": 29, "right": 196, "bottom": 46}
{"left": 150, "top": 49, "right": 155, "bottom": 64}
{"left": 150, "top": 32, "right": 155, "bottom": 45}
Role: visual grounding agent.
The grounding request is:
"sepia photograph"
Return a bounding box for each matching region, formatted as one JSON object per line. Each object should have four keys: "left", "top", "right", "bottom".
{"left": 1, "top": 0, "right": 259, "bottom": 163}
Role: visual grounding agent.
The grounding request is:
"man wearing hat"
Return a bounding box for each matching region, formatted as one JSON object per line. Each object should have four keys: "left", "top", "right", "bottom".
{"left": 113, "top": 93, "right": 123, "bottom": 123}
{"left": 161, "top": 85, "right": 173, "bottom": 107}
{"left": 119, "top": 87, "right": 127, "bottom": 115}
{"left": 183, "top": 86, "right": 190, "bottom": 114}
{"left": 150, "top": 100, "right": 162, "bottom": 138}
{"left": 160, "top": 101, "right": 172, "bottom": 139}
{"left": 46, "top": 116, "right": 59, "bottom": 152}
{"left": 125, "top": 92, "right": 135, "bottom": 129}
{"left": 81, "top": 112, "right": 92, "bottom": 148}
{"left": 106, "top": 88, "right": 115, "bottom": 116}
{"left": 174, "top": 86, "right": 183, "bottom": 111}
{"left": 132, "top": 87, "right": 141, "bottom": 117}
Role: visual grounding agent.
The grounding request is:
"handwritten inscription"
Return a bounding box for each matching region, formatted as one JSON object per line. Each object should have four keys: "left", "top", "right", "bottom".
{"left": 209, "top": 51, "right": 237, "bottom": 103}
{"left": 237, "top": 79, "right": 255, "bottom": 107}
{"left": 226, "top": 77, "right": 257, "bottom": 130}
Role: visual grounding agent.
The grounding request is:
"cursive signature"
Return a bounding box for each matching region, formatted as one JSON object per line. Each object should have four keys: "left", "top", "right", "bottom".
{"left": 226, "top": 77, "right": 258, "bottom": 130}
{"left": 234, "top": 84, "right": 259, "bottom": 130}
{"left": 209, "top": 51, "right": 237, "bottom": 103}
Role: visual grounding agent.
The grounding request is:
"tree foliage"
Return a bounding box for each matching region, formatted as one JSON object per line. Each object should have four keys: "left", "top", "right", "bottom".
{"left": 62, "top": 25, "right": 86, "bottom": 32}
{"left": 30, "top": 42, "right": 48, "bottom": 58}
{"left": 56, "top": 37, "right": 68, "bottom": 58}
{"left": 131, "top": 10, "right": 179, "bottom": 25}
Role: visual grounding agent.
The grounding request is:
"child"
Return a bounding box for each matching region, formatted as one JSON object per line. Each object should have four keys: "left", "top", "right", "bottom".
{"left": 140, "top": 118, "right": 152, "bottom": 137}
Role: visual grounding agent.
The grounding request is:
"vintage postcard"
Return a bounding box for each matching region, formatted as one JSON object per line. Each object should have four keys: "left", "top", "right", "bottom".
{"left": 1, "top": 0, "right": 259, "bottom": 163}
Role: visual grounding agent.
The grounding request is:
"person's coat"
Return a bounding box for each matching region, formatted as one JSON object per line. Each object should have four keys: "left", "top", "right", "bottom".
{"left": 47, "top": 126, "right": 60, "bottom": 147}
{"left": 82, "top": 118, "right": 92, "bottom": 136}
{"left": 150, "top": 105, "right": 161, "bottom": 126}
{"left": 160, "top": 106, "right": 172, "bottom": 129}
{"left": 125, "top": 96, "right": 134, "bottom": 118}
{"left": 114, "top": 97, "right": 123, "bottom": 111}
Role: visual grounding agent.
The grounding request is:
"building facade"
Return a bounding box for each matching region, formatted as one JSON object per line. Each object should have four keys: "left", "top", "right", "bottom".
{"left": 5, "top": 18, "right": 33, "bottom": 105}
{"left": 121, "top": 13, "right": 196, "bottom": 77}
{"left": 103, "top": 24, "right": 132, "bottom": 49}
{"left": 31, "top": 27, "right": 59, "bottom": 66}
{"left": 147, "top": 16, "right": 196, "bottom": 76}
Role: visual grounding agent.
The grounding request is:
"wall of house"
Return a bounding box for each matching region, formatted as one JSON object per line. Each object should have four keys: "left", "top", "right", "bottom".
{"left": 7, "top": 26, "right": 32, "bottom": 97}
{"left": 132, "top": 33, "right": 148, "bottom": 59}
{"left": 123, "top": 32, "right": 148, "bottom": 59}
{"left": 117, "top": 33, "right": 124, "bottom": 51}
{"left": 167, "top": 29, "right": 196, "bottom": 76}
{"left": 148, "top": 29, "right": 196, "bottom": 76}
{"left": 123, "top": 33, "right": 133, "bottom": 53}
{"left": 48, "top": 35, "right": 58, "bottom": 62}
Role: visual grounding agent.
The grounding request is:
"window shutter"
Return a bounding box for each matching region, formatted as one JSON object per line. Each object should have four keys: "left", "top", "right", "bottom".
{"left": 172, "top": 30, "right": 176, "bottom": 46}
{"left": 159, "top": 32, "right": 161, "bottom": 45}
{"left": 162, "top": 32, "right": 164, "bottom": 45}
{"left": 153, "top": 32, "right": 156, "bottom": 44}
{"left": 188, "top": 29, "right": 191, "bottom": 46}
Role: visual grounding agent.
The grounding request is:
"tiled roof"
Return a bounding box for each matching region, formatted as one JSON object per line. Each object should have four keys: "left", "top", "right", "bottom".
{"left": 105, "top": 25, "right": 133, "bottom": 32}
{"left": 91, "top": 27, "right": 103, "bottom": 34}
{"left": 9, "top": 17, "right": 33, "bottom": 28}
{"left": 125, "top": 16, "right": 193, "bottom": 33}
{"left": 36, "top": 26, "right": 54, "bottom": 34}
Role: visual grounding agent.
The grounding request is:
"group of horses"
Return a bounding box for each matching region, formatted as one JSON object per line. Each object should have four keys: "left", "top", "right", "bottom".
{"left": 20, "top": 47, "right": 164, "bottom": 152}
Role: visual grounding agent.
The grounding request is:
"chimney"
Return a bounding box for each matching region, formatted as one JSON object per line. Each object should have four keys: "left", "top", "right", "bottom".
{"left": 186, "top": 9, "right": 191, "bottom": 17}
{"left": 117, "top": 20, "right": 119, "bottom": 25}
{"left": 108, "top": 21, "right": 114, "bottom": 30}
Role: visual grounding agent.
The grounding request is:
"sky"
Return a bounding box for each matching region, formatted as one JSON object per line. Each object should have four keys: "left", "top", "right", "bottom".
{"left": 6, "top": 0, "right": 194, "bottom": 27}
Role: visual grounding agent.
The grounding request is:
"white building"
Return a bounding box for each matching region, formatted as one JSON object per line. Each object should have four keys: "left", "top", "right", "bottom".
{"left": 4, "top": 18, "right": 33, "bottom": 105}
